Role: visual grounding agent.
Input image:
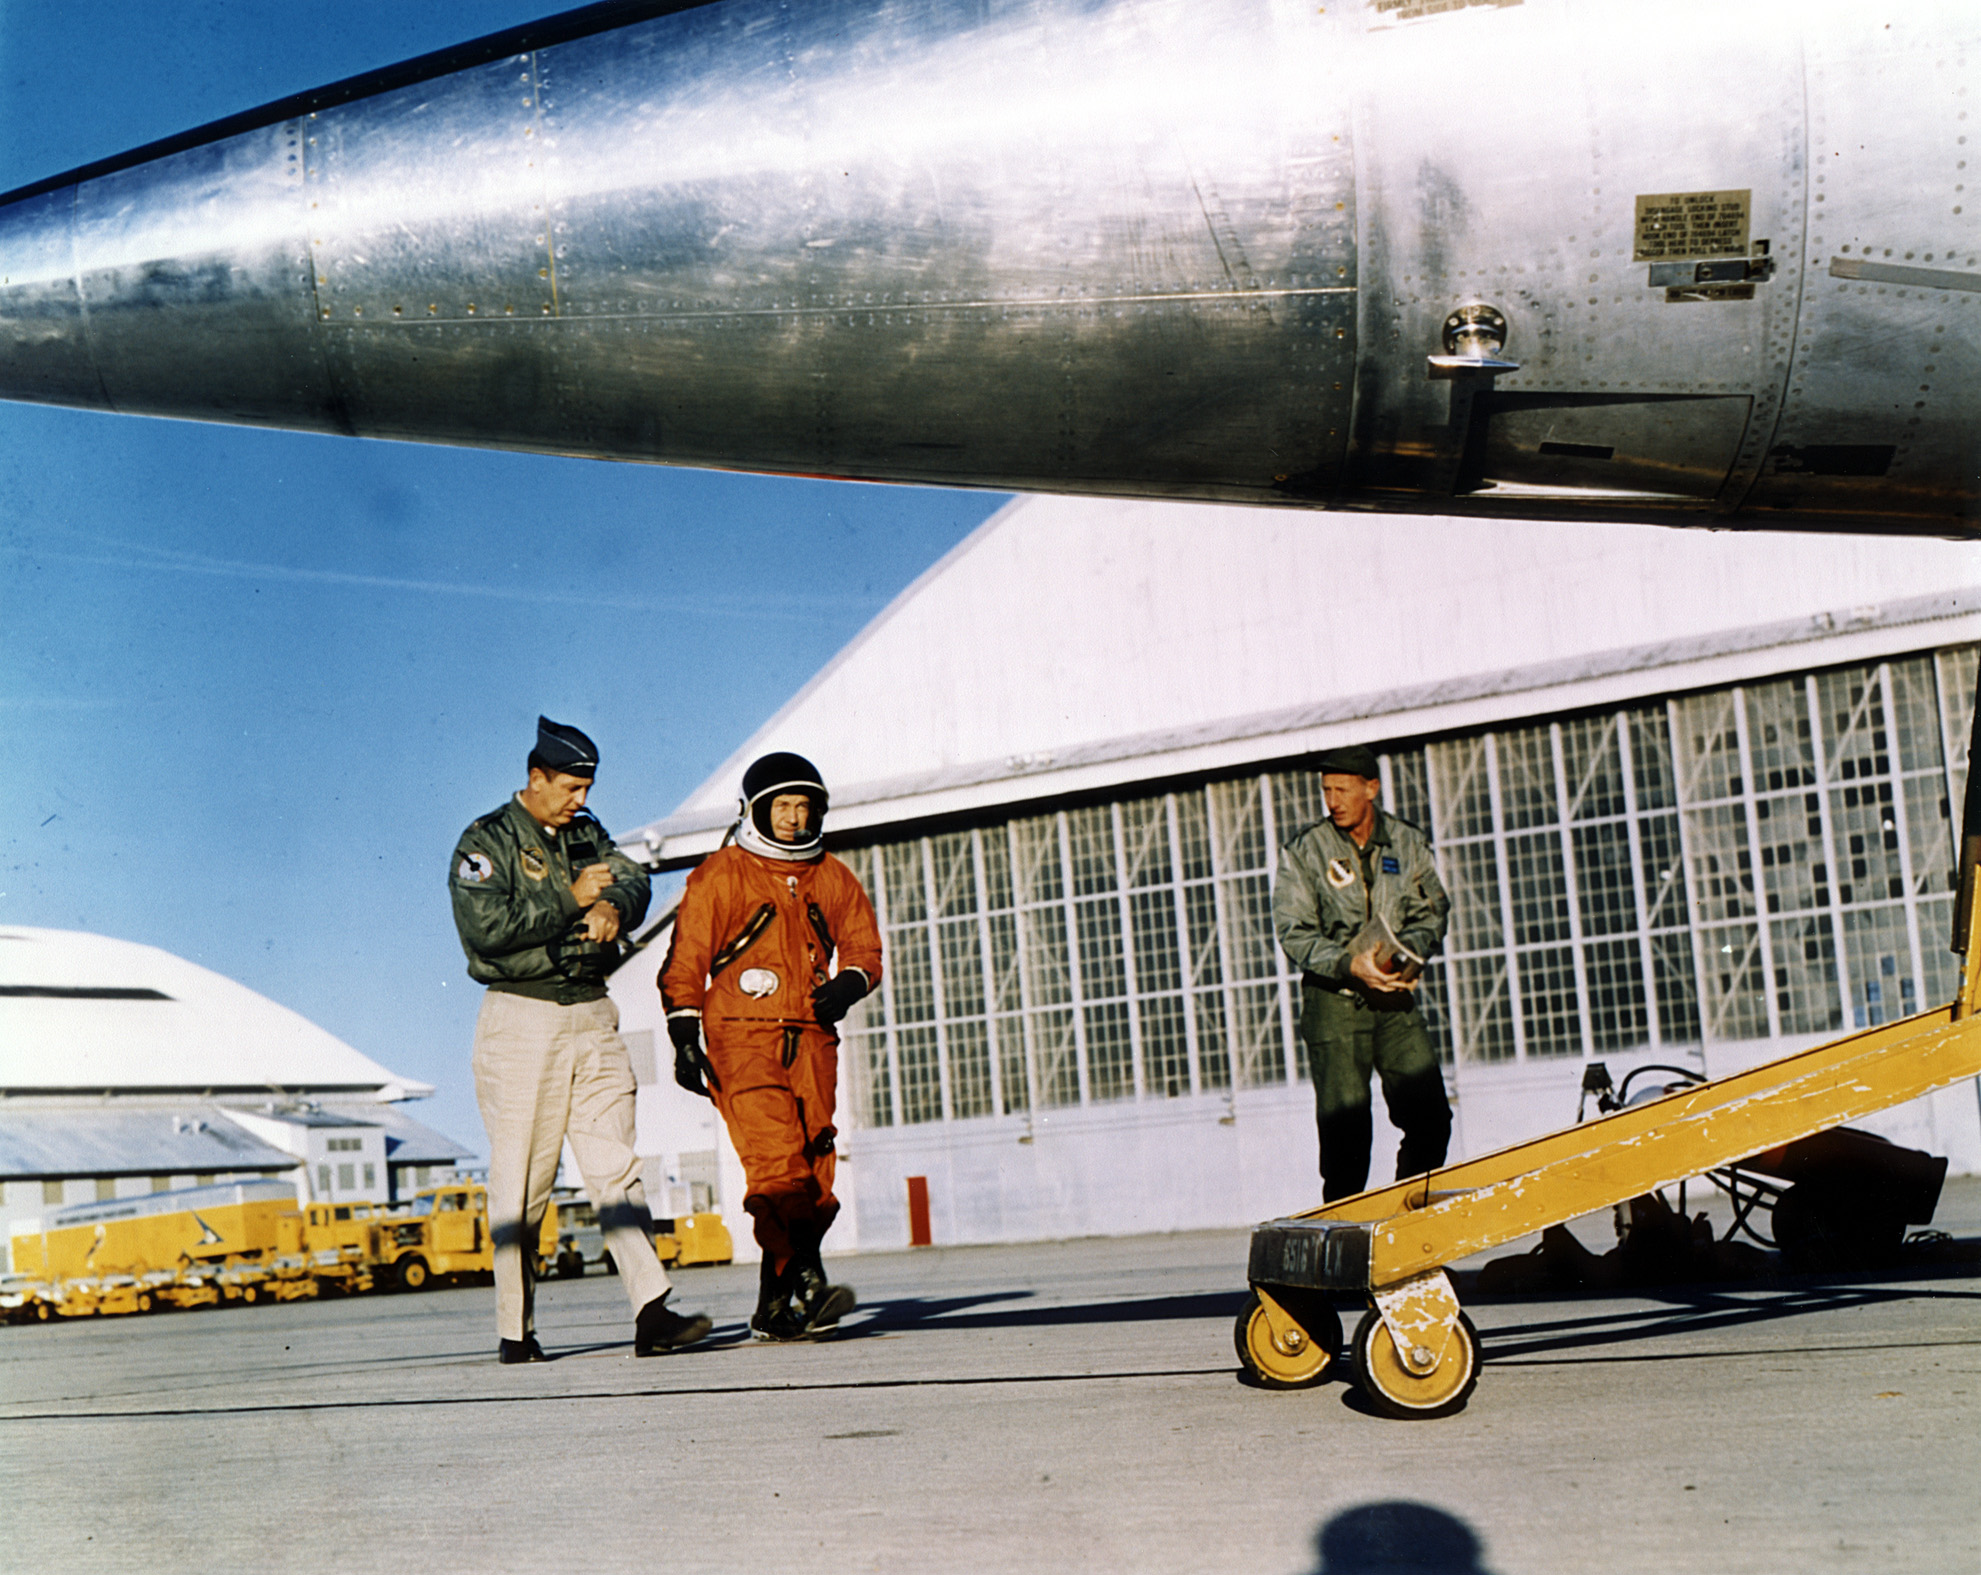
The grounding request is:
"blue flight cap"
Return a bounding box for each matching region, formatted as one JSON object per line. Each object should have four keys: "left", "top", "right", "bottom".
{"left": 528, "top": 715, "right": 599, "bottom": 779}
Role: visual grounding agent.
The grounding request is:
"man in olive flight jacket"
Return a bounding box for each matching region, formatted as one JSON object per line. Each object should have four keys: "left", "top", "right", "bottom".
{"left": 450, "top": 716, "right": 709, "bottom": 1364}
{"left": 1273, "top": 745, "right": 1453, "bottom": 1202}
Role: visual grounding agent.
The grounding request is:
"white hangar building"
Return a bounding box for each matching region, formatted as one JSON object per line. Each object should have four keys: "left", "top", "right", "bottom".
{"left": 609, "top": 497, "right": 1981, "bottom": 1258}
{"left": 0, "top": 927, "right": 470, "bottom": 1265}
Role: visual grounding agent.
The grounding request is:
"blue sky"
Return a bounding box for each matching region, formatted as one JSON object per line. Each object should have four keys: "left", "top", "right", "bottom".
{"left": 0, "top": 3, "right": 1005, "bottom": 1153}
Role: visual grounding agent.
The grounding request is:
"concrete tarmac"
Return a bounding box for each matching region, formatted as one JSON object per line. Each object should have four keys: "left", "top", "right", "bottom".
{"left": 4, "top": 1182, "right": 1979, "bottom": 1574}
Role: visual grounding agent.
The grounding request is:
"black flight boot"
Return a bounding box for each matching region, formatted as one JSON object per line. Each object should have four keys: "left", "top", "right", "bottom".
{"left": 787, "top": 1222, "right": 857, "bottom": 1336}
{"left": 749, "top": 1255, "right": 806, "bottom": 1342}
{"left": 634, "top": 1293, "right": 713, "bottom": 1356}
{"left": 498, "top": 1334, "right": 549, "bottom": 1364}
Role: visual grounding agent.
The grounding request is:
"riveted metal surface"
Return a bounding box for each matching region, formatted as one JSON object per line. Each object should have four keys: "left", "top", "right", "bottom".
{"left": 1746, "top": 12, "right": 1981, "bottom": 529}
{"left": 0, "top": 189, "right": 96, "bottom": 407}
{"left": 242, "top": 0, "right": 1360, "bottom": 492}
{"left": 1346, "top": 0, "right": 1805, "bottom": 511}
{"left": 0, "top": 0, "right": 1973, "bottom": 528}
{"left": 72, "top": 121, "right": 331, "bottom": 428}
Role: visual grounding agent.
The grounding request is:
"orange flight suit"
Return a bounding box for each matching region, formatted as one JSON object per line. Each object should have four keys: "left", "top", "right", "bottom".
{"left": 660, "top": 844, "right": 882, "bottom": 1265}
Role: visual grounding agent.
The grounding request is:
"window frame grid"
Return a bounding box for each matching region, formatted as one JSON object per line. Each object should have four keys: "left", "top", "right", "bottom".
{"left": 1549, "top": 721, "right": 1599, "bottom": 1056}
{"left": 832, "top": 641, "right": 1973, "bottom": 1126}
{"left": 1729, "top": 685, "right": 1786, "bottom": 1040}
{"left": 1614, "top": 704, "right": 1668, "bottom": 1049}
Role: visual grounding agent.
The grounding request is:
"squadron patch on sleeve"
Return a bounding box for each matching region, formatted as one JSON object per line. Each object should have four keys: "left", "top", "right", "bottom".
{"left": 1326, "top": 858, "right": 1356, "bottom": 889}
{"left": 520, "top": 846, "right": 548, "bottom": 881}
{"left": 457, "top": 852, "right": 494, "bottom": 885}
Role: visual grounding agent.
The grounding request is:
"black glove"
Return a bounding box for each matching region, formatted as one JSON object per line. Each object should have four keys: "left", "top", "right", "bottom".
{"left": 811, "top": 970, "right": 868, "bottom": 1029}
{"left": 668, "top": 1016, "right": 713, "bottom": 1099}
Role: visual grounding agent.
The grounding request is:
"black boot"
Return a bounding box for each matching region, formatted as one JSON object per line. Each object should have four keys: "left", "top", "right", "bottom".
{"left": 634, "top": 1293, "right": 712, "bottom": 1356}
{"left": 749, "top": 1255, "right": 805, "bottom": 1342}
{"left": 787, "top": 1222, "right": 857, "bottom": 1336}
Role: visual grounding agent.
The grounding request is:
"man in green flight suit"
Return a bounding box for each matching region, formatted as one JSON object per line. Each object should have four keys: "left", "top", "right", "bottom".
{"left": 450, "top": 716, "right": 710, "bottom": 1364}
{"left": 1272, "top": 745, "right": 1453, "bottom": 1202}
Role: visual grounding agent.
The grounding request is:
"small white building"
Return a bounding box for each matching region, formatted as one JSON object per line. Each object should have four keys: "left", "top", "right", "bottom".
{"left": 0, "top": 927, "right": 471, "bottom": 1264}
{"left": 610, "top": 497, "right": 1981, "bottom": 1257}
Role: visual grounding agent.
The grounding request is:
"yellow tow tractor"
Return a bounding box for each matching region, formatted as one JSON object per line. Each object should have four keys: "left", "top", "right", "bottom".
{"left": 277, "top": 1204, "right": 376, "bottom": 1295}
{"left": 364, "top": 1182, "right": 559, "bottom": 1291}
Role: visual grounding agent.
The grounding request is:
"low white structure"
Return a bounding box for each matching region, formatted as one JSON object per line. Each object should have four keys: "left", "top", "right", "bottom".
{"left": 0, "top": 927, "right": 469, "bottom": 1264}
{"left": 611, "top": 498, "right": 1981, "bottom": 1256}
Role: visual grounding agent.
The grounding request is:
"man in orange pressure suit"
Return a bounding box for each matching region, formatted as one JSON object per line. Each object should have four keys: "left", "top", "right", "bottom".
{"left": 660, "top": 752, "right": 882, "bottom": 1340}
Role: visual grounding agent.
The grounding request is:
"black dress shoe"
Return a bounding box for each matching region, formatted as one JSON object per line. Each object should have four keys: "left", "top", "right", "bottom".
{"left": 498, "top": 1335, "right": 549, "bottom": 1364}
{"left": 635, "top": 1295, "right": 713, "bottom": 1356}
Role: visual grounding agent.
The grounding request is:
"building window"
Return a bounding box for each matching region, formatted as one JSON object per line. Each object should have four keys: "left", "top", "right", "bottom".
{"left": 317, "top": 1165, "right": 332, "bottom": 1196}
{"left": 151, "top": 1176, "right": 171, "bottom": 1193}
{"left": 363, "top": 1163, "right": 376, "bottom": 1191}
{"left": 96, "top": 1177, "right": 117, "bottom": 1202}
{"left": 337, "top": 1164, "right": 355, "bottom": 1191}
{"left": 43, "top": 1179, "right": 65, "bottom": 1206}
{"left": 832, "top": 643, "right": 1975, "bottom": 1127}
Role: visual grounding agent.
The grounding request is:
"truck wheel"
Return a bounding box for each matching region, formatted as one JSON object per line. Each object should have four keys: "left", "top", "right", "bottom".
{"left": 399, "top": 1257, "right": 430, "bottom": 1292}
{"left": 241, "top": 1285, "right": 259, "bottom": 1305}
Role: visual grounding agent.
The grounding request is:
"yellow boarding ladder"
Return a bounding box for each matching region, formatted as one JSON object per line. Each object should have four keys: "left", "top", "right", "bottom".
{"left": 1242, "top": 708, "right": 1981, "bottom": 1419}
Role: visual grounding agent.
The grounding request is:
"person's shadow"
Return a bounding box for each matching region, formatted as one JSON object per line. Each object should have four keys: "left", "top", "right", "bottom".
{"left": 1303, "top": 1502, "right": 1499, "bottom": 1575}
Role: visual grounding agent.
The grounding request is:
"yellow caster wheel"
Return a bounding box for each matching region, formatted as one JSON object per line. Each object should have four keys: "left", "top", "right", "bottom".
{"left": 1351, "top": 1308, "right": 1479, "bottom": 1419}
{"left": 1235, "top": 1287, "right": 1341, "bottom": 1389}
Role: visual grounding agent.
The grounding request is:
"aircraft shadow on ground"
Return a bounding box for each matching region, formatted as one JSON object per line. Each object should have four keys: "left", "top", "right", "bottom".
{"left": 1300, "top": 1501, "right": 1501, "bottom": 1575}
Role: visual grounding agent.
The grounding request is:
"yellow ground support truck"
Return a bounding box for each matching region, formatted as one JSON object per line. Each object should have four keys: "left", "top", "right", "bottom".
{"left": 9, "top": 1179, "right": 296, "bottom": 1282}
{"left": 352, "top": 1182, "right": 559, "bottom": 1291}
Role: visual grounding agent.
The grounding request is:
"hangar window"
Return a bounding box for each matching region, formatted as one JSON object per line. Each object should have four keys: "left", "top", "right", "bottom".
{"left": 834, "top": 643, "right": 1974, "bottom": 1128}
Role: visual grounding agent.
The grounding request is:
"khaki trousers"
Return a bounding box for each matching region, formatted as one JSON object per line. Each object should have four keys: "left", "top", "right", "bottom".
{"left": 471, "top": 990, "right": 670, "bottom": 1341}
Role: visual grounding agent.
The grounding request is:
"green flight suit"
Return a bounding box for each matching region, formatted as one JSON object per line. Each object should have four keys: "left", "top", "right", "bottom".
{"left": 1273, "top": 808, "right": 1452, "bottom": 1201}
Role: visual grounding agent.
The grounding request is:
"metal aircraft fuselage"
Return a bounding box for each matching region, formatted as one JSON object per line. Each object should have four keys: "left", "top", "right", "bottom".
{"left": 0, "top": 0, "right": 1974, "bottom": 531}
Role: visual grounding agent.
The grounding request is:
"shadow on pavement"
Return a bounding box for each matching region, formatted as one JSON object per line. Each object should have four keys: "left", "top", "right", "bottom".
{"left": 835, "top": 1286, "right": 1246, "bottom": 1340}
{"left": 1473, "top": 1277, "right": 1981, "bottom": 1366}
{"left": 1300, "top": 1502, "right": 1501, "bottom": 1575}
